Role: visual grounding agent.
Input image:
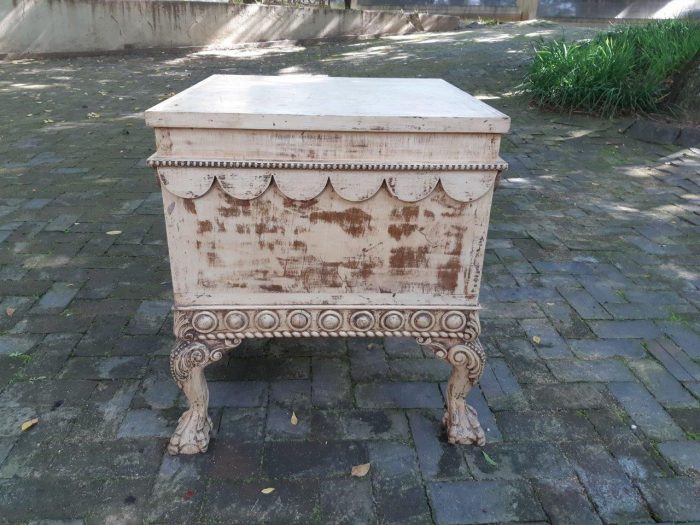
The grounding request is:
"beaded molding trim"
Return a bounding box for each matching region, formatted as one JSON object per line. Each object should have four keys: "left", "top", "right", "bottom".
{"left": 174, "top": 307, "right": 480, "bottom": 342}
{"left": 147, "top": 158, "right": 509, "bottom": 172}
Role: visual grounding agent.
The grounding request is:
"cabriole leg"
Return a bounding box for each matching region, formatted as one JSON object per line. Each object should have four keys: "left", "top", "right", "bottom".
{"left": 417, "top": 337, "right": 486, "bottom": 446}
{"left": 168, "top": 339, "right": 237, "bottom": 455}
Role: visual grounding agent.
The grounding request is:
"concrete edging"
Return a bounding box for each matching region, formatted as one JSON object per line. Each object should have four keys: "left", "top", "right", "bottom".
{"left": 0, "top": 0, "right": 459, "bottom": 57}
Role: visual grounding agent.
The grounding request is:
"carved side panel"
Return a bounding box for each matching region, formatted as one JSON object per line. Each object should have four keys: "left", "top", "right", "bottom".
{"left": 162, "top": 183, "right": 494, "bottom": 305}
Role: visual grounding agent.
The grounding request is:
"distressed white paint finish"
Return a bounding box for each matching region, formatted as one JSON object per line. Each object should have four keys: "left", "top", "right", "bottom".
{"left": 161, "top": 182, "right": 494, "bottom": 305}
{"left": 146, "top": 74, "right": 509, "bottom": 454}
{"left": 146, "top": 75, "right": 510, "bottom": 133}
{"left": 153, "top": 129, "right": 502, "bottom": 163}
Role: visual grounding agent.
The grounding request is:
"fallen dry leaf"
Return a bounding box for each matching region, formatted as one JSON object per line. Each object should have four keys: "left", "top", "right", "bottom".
{"left": 290, "top": 411, "right": 298, "bottom": 426}
{"left": 5, "top": 307, "right": 15, "bottom": 317}
{"left": 261, "top": 487, "right": 275, "bottom": 494}
{"left": 351, "top": 463, "right": 371, "bottom": 477}
{"left": 532, "top": 335, "right": 541, "bottom": 345}
{"left": 21, "top": 418, "right": 39, "bottom": 432}
{"left": 106, "top": 230, "right": 122, "bottom": 236}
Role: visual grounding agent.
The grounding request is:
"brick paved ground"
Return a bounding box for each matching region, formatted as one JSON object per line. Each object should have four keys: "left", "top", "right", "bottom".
{"left": 1, "top": 21, "right": 699, "bottom": 525}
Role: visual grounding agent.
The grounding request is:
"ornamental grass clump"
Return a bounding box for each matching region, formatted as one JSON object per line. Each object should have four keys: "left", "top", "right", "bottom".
{"left": 523, "top": 20, "right": 700, "bottom": 117}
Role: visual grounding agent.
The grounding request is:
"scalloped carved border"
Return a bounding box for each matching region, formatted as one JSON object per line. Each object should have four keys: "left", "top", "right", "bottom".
{"left": 174, "top": 307, "right": 480, "bottom": 341}
{"left": 148, "top": 158, "right": 509, "bottom": 171}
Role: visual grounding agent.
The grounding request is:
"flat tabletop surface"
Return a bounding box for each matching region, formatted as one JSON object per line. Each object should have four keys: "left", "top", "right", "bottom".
{"left": 145, "top": 75, "right": 510, "bottom": 133}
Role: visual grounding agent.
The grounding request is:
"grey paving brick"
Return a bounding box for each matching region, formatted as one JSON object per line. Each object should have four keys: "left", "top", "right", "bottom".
{"left": 44, "top": 214, "right": 79, "bottom": 232}
{"left": 568, "top": 338, "right": 646, "bottom": 360}
{"left": 132, "top": 376, "right": 179, "bottom": 410}
{"left": 209, "top": 440, "right": 264, "bottom": 479}
{"left": 660, "top": 322, "right": 700, "bottom": 359}
{"left": 320, "top": 478, "right": 376, "bottom": 525}
{"left": 464, "top": 441, "right": 573, "bottom": 480}
{"left": 34, "top": 282, "right": 79, "bottom": 313}
{"left": 355, "top": 382, "right": 444, "bottom": 409}
{"left": 219, "top": 407, "right": 266, "bottom": 442}
{"left": 408, "top": 411, "right": 470, "bottom": 480}
{"left": 269, "top": 379, "right": 311, "bottom": 408}
{"left": 0, "top": 334, "right": 41, "bottom": 355}
{"left": 496, "top": 339, "right": 556, "bottom": 384}
{"left": 226, "top": 356, "right": 310, "bottom": 381}
{"left": 0, "top": 407, "right": 80, "bottom": 477}
{"left": 204, "top": 479, "right": 320, "bottom": 524}
{"left": 205, "top": 381, "right": 267, "bottom": 408}
{"left": 524, "top": 383, "right": 608, "bottom": 409}
{"left": 387, "top": 358, "right": 450, "bottom": 382}
{"left": 539, "top": 300, "right": 594, "bottom": 338}
{"left": 668, "top": 407, "right": 700, "bottom": 435}
{"left": 588, "top": 320, "right": 661, "bottom": 339}
{"left": 368, "top": 441, "right": 421, "bottom": 483}
{"left": 646, "top": 338, "right": 700, "bottom": 381}
{"left": 561, "top": 442, "right": 651, "bottom": 524}
{"left": 479, "top": 357, "right": 528, "bottom": 410}
{"left": 0, "top": 438, "right": 15, "bottom": 466}
{"left": 519, "top": 318, "right": 574, "bottom": 358}
{"left": 349, "top": 340, "right": 390, "bottom": 380}
{"left": 311, "top": 409, "right": 410, "bottom": 441}
{"left": 534, "top": 477, "right": 603, "bottom": 525}
{"left": 547, "top": 359, "right": 636, "bottom": 382}
{"left": 657, "top": 441, "right": 700, "bottom": 476}
{"left": 49, "top": 439, "right": 163, "bottom": 479}
{"left": 638, "top": 478, "right": 700, "bottom": 523}
{"left": 383, "top": 337, "right": 423, "bottom": 358}
{"left": 0, "top": 379, "right": 95, "bottom": 409}
{"left": 125, "top": 300, "right": 171, "bottom": 334}
{"left": 66, "top": 380, "right": 138, "bottom": 442}
{"left": 427, "top": 480, "right": 546, "bottom": 525}
{"left": 587, "top": 408, "right": 672, "bottom": 480}
{"left": 265, "top": 405, "right": 311, "bottom": 440}
{"left": 116, "top": 409, "right": 174, "bottom": 438}
{"left": 608, "top": 381, "right": 686, "bottom": 441}
{"left": 558, "top": 287, "right": 612, "bottom": 319}
{"left": 496, "top": 410, "right": 599, "bottom": 443}
{"left": 146, "top": 454, "right": 209, "bottom": 524}
{"left": 312, "top": 358, "right": 352, "bottom": 408}
{"left": 367, "top": 441, "right": 433, "bottom": 523}
{"left": 629, "top": 359, "right": 699, "bottom": 409}
{"left": 59, "top": 356, "right": 147, "bottom": 380}
{"left": 263, "top": 441, "right": 367, "bottom": 479}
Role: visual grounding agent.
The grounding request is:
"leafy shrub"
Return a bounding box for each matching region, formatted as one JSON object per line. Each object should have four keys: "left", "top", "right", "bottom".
{"left": 523, "top": 21, "right": 700, "bottom": 117}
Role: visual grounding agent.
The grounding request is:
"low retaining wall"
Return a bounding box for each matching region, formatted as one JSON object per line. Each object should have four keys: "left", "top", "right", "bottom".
{"left": 0, "top": 0, "right": 459, "bottom": 57}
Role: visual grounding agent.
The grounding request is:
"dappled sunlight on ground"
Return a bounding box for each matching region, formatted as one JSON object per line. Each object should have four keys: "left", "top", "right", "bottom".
{"left": 0, "top": 21, "right": 698, "bottom": 525}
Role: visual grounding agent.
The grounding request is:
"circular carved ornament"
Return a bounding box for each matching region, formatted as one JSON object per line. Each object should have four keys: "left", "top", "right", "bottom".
{"left": 442, "top": 311, "right": 467, "bottom": 332}
{"left": 192, "top": 311, "right": 218, "bottom": 333}
{"left": 350, "top": 311, "right": 375, "bottom": 331}
{"left": 411, "top": 310, "right": 435, "bottom": 331}
{"left": 224, "top": 311, "right": 248, "bottom": 331}
{"left": 381, "top": 311, "right": 405, "bottom": 330}
{"left": 318, "top": 310, "right": 343, "bottom": 331}
{"left": 255, "top": 310, "right": 280, "bottom": 331}
{"left": 288, "top": 310, "right": 311, "bottom": 330}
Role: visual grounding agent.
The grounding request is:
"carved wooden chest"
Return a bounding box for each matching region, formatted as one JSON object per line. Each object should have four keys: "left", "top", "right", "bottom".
{"left": 146, "top": 75, "right": 509, "bottom": 454}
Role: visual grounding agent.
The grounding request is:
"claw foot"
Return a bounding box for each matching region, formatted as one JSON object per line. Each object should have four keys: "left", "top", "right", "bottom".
{"left": 168, "top": 407, "right": 213, "bottom": 455}
{"left": 442, "top": 404, "right": 485, "bottom": 446}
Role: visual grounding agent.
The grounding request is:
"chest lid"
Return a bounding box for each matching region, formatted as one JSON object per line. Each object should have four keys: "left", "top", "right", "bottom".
{"left": 145, "top": 75, "right": 510, "bottom": 134}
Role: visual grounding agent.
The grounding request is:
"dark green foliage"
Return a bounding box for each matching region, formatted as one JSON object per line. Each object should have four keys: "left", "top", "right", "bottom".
{"left": 523, "top": 21, "right": 700, "bottom": 117}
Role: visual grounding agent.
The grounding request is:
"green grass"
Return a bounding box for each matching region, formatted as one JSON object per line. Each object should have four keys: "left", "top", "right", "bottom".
{"left": 522, "top": 20, "right": 700, "bottom": 117}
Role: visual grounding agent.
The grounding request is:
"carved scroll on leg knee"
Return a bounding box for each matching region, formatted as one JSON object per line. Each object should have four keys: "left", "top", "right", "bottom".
{"left": 168, "top": 339, "right": 239, "bottom": 455}
{"left": 416, "top": 337, "right": 486, "bottom": 446}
